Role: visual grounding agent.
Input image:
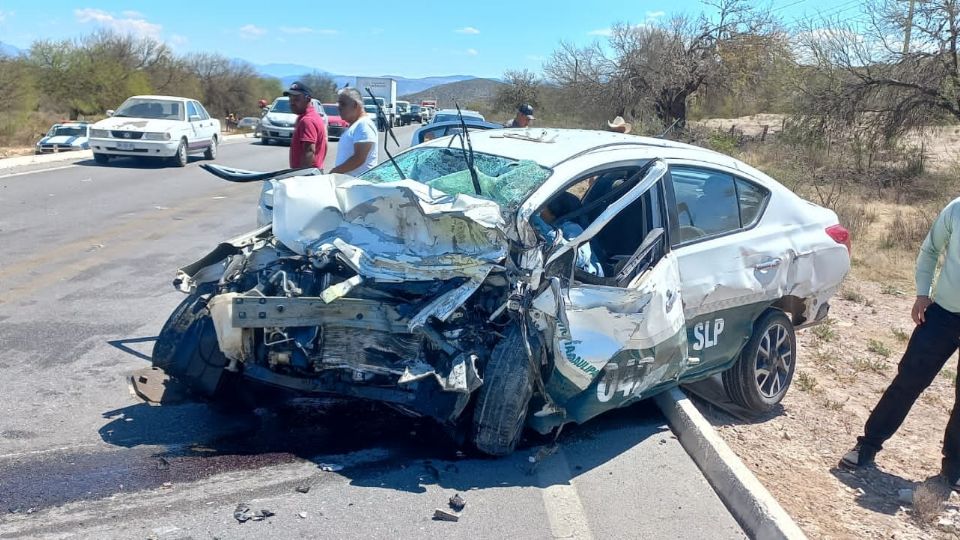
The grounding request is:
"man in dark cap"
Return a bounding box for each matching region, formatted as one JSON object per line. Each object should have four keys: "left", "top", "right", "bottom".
{"left": 505, "top": 103, "right": 535, "bottom": 128}
{"left": 284, "top": 81, "right": 327, "bottom": 170}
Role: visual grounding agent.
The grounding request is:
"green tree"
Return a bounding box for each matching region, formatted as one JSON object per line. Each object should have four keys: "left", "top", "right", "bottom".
{"left": 296, "top": 72, "right": 338, "bottom": 102}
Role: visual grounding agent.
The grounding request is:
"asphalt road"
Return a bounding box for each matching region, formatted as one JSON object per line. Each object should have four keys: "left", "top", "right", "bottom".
{"left": 0, "top": 127, "right": 745, "bottom": 539}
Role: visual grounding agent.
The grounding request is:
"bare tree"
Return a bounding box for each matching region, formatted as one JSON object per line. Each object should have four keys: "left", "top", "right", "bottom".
{"left": 797, "top": 0, "right": 960, "bottom": 140}
{"left": 544, "top": 0, "right": 778, "bottom": 129}
{"left": 296, "top": 72, "right": 338, "bottom": 102}
{"left": 494, "top": 69, "right": 542, "bottom": 113}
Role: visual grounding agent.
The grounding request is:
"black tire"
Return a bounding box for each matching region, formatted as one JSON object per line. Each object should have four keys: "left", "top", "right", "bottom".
{"left": 171, "top": 139, "right": 188, "bottom": 167}
{"left": 204, "top": 135, "right": 218, "bottom": 160}
{"left": 93, "top": 153, "right": 109, "bottom": 165}
{"left": 152, "top": 294, "right": 256, "bottom": 412}
{"left": 472, "top": 324, "right": 534, "bottom": 456}
{"left": 722, "top": 309, "right": 797, "bottom": 413}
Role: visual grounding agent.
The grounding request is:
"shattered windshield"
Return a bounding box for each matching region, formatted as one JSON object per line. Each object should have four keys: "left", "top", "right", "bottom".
{"left": 360, "top": 147, "right": 553, "bottom": 207}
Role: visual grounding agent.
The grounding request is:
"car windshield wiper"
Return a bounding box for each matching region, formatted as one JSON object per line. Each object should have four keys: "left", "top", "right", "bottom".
{"left": 454, "top": 102, "right": 481, "bottom": 196}
{"left": 363, "top": 87, "right": 405, "bottom": 180}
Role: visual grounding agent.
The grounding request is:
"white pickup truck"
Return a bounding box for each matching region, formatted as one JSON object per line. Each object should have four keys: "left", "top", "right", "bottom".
{"left": 89, "top": 95, "right": 221, "bottom": 167}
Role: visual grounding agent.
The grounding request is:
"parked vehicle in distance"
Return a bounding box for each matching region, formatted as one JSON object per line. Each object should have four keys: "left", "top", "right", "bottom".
{"left": 420, "top": 99, "right": 438, "bottom": 111}
{"left": 35, "top": 122, "right": 91, "bottom": 154}
{"left": 357, "top": 77, "right": 398, "bottom": 126}
{"left": 89, "top": 95, "right": 221, "bottom": 167}
{"left": 410, "top": 119, "right": 501, "bottom": 146}
{"left": 431, "top": 108, "right": 484, "bottom": 124}
{"left": 323, "top": 103, "right": 349, "bottom": 140}
{"left": 237, "top": 117, "right": 260, "bottom": 130}
{"left": 260, "top": 97, "right": 328, "bottom": 146}
{"left": 420, "top": 106, "right": 432, "bottom": 123}
{"left": 400, "top": 104, "right": 422, "bottom": 125}
{"left": 364, "top": 104, "right": 387, "bottom": 132}
{"left": 141, "top": 128, "right": 851, "bottom": 457}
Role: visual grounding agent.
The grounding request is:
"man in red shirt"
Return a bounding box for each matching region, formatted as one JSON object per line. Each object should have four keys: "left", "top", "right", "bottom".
{"left": 285, "top": 81, "right": 327, "bottom": 170}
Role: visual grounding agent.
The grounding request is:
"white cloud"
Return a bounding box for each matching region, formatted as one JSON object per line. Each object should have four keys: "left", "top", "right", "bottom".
{"left": 646, "top": 10, "right": 665, "bottom": 19}
{"left": 280, "top": 26, "right": 313, "bottom": 34}
{"left": 122, "top": 10, "right": 144, "bottom": 19}
{"left": 316, "top": 29, "right": 339, "bottom": 35}
{"left": 456, "top": 26, "right": 480, "bottom": 34}
{"left": 588, "top": 28, "right": 612, "bottom": 37}
{"left": 239, "top": 24, "right": 266, "bottom": 39}
{"left": 0, "top": 10, "right": 13, "bottom": 23}
{"left": 169, "top": 34, "right": 188, "bottom": 47}
{"left": 74, "top": 8, "right": 162, "bottom": 39}
{"left": 466, "top": 48, "right": 478, "bottom": 56}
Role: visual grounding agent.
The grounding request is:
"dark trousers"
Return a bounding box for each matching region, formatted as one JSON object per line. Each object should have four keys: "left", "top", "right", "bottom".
{"left": 859, "top": 303, "right": 960, "bottom": 479}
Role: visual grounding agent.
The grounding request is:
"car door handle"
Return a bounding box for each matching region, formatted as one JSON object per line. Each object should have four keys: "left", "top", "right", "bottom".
{"left": 754, "top": 258, "right": 782, "bottom": 271}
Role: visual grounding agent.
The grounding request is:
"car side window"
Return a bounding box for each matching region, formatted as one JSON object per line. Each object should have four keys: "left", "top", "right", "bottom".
{"left": 735, "top": 178, "right": 769, "bottom": 228}
{"left": 186, "top": 101, "right": 199, "bottom": 120}
{"left": 196, "top": 102, "right": 210, "bottom": 120}
{"left": 670, "top": 166, "right": 740, "bottom": 244}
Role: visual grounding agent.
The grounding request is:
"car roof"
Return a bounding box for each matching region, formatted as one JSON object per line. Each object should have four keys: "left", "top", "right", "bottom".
{"left": 127, "top": 95, "right": 195, "bottom": 101}
{"left": 411, "top": 127, "right": 776, "bottom": 186}
{"left": 435, "top": 108, "right": 481, "bottom": 115}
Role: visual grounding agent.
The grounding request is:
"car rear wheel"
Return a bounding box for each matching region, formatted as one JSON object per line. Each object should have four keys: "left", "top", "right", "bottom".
{"left": 472, "top": 323, "right": 534, "bottom": 456}
{"left": 722, "top": 309, "right": 796, "bottom": 413}
{"left": 204, "top": 136, "right": 218, "bottom": 160}
{"left": 93, "top": 153, "right": 110, "bottom": 165}
{"left": 171, "top": 139, "right": 188, "bottom": 167}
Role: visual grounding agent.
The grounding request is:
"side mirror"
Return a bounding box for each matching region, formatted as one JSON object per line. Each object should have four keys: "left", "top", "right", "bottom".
{"left": 106, "top": 110, "right": 114, "bottom": 117}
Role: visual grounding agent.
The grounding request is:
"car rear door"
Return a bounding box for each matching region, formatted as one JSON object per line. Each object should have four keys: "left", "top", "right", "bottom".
{"left": 535, "top": 160, "right": 689, "bottom": 424}
{"left": 665, "top": 163, "right": 777, "bottom": 376}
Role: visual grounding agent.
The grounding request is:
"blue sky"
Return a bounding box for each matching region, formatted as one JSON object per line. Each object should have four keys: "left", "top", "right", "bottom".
{"left": 0, "top": 0, "right": 865, "bottom": 78}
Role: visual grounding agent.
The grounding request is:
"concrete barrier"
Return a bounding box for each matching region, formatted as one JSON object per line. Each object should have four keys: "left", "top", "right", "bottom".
{"left": 655, "top": 387, "right": 808, "bottom": 540}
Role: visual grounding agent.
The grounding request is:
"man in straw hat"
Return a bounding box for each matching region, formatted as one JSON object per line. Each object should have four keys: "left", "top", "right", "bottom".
{"left": 607, "top": 116, "right": 632, "bottom": 134}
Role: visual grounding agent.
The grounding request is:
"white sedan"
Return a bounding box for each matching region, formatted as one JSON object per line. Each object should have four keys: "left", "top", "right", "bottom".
{"left": 89, "top": 95, "right": 221, "bottom": 167}
{"left": 154, "top": 128, "right": 851, "bottom": 456}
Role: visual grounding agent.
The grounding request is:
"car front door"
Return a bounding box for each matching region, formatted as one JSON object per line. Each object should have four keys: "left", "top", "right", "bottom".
{"left": 535, "top": 160, "right": 688, "bottom": 425}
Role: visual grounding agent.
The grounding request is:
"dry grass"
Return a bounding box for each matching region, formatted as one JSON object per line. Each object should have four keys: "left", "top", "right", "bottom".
{"left": 867, "top": 339, "right": 893, "bottom": 358}
{"left": 795, "top": 371, "right": 820, "bottom": 393}
{"left": 912, "top": 478, "right": 950, "bottom": 526}
{"left": 882, "top": 209, "right": 934, "bottom": 251}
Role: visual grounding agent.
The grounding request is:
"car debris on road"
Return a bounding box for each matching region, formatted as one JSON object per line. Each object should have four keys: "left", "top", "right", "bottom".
{"left": 233, "top": 504, "right": 275, "bottom": 523}
{"left": 433, "top": 508, "right": 460, "bottom": 522}
{"left": 449, "top": 493, "right": 466, "bottom": 512}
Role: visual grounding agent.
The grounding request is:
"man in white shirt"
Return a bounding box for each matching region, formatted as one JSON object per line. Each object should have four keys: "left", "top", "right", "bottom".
{"left": 330, "top": 88, "right": 379, "bottom": 176}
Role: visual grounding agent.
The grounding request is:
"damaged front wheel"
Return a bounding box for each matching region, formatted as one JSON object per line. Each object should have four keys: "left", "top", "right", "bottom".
{"left": 472, "top": 324, "right": 534, "bottom": 456}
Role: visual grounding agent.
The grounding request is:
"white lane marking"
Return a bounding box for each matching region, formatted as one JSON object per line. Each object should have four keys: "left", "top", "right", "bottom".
{"left": 0, "top": 164, "right": 78, "bottom": 179}
{"left": 0, "top": 442, "right": 103, "bottom": 460}
{"left": 537, "top": 447, "right": 595, "bottom": 540}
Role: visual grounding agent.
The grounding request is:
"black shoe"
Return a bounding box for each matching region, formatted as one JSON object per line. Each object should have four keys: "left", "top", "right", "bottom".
{"left": 839, "top": 443, "right": 877, "bottom": 469}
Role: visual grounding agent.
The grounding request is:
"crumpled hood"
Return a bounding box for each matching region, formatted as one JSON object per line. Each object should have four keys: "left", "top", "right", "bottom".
{"left": 93, "top": 117, "right": 184, "bottom": 132}
{"left": 272, "top": 174, "right": 508, "bottom": 282}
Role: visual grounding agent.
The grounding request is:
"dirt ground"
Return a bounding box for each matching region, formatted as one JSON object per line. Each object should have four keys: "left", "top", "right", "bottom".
{"left": 699, "top": 275, "right": 960, "bottom": 538}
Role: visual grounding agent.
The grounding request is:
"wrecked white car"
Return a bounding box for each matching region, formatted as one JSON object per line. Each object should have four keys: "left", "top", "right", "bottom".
{"left": 138, "top": 129, "right": 851, "bottom": 456}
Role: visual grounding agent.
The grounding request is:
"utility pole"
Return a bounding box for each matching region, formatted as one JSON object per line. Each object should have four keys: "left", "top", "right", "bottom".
{"left": 902, "top": 0, "right": 916, "bottom": 55}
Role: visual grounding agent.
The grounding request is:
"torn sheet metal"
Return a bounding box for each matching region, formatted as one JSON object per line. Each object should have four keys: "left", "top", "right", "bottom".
{"left": 407, "top": 275, "right": 488, "bottom": 332}
{"left": 553, "top": 254, "right": 685, "bottom": 391}
{"left": 397, "top": 353, "right": 483, "bottom": 394}
{"left": 272, "top": 175, "right": 508, "bottom": 282}
{"left": 208, "top": 293, "right": 251, "bottom": 361}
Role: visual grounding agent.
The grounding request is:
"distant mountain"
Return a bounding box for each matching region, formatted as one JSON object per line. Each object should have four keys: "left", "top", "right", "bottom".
{"left": 251, "top": 62, "right": 480, "bottom": 97}
{"left": 0, "top": 41, "right": 23, "bottom": 57}
{"left": 401, "top": 78, "right": 507, "bottom": 108}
